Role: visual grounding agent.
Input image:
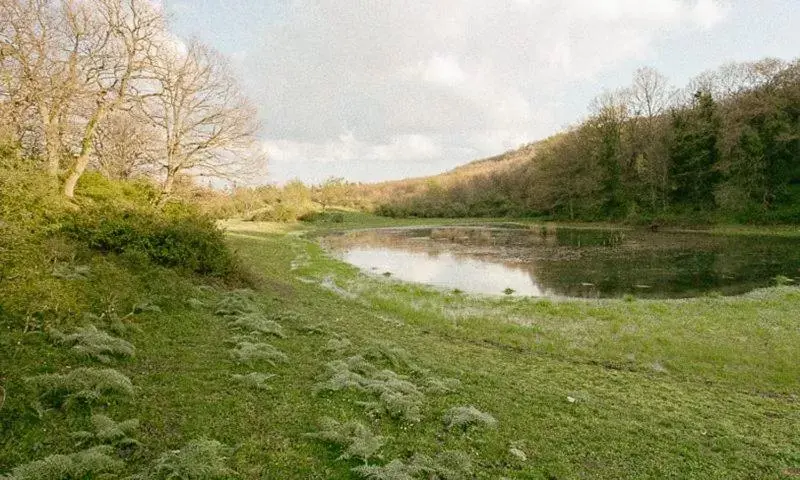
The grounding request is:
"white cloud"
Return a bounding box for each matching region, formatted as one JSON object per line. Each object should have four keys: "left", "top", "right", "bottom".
{"left": 691, "top": 0, "right": 728, "bottom": 29}
{"left": 241, "top": 0, "right": 729, "bottom": 183}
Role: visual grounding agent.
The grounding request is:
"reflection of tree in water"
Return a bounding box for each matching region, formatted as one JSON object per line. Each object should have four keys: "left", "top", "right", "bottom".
{"left": 323, "top": 226, "right": 800, "bottom": 298}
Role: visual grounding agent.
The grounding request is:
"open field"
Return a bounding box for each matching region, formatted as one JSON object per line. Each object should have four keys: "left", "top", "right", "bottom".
{"left": 2, "top": 215, "right": 799, "bottom": 479}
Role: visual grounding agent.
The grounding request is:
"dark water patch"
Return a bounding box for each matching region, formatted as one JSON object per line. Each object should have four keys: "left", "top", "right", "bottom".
{"left": 321, "top": 226, "right": 800, "bottom": 299}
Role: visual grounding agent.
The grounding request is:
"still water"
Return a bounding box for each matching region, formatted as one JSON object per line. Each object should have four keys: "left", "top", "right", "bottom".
{"left": 321, "top": 226, "right": 800, "bottom": 299}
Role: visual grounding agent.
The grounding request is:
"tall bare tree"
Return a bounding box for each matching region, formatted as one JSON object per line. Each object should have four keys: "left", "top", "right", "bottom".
{"left": 61, "top": 0, "right": 164, "bottom": 197}
{"left": 0, "top": 0, "right": 83, "bottom": 174}
{"left": 145, "top": 39, "right": 262, "bottom": 202}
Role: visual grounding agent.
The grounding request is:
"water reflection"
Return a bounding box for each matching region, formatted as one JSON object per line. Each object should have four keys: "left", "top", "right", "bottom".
{"left": 321, "top": 226, "right": 800, "bottom": 299}
{"left": 343, "top": 247, "right": 545, "bottom": 296}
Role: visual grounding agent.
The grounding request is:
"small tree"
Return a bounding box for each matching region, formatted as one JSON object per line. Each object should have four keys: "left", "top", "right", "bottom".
{"left": 312, "top": 177, "right": 348, "bottom": 211}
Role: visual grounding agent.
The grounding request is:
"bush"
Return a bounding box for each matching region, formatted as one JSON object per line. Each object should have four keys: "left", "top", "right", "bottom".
{"left": 62, "top": 207, "right": 240, "bottom": 278}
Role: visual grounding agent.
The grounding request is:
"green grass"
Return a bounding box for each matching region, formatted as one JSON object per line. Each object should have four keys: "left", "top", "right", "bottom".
{"left": 2, "top": 216, "right": 799, "bottom": 479}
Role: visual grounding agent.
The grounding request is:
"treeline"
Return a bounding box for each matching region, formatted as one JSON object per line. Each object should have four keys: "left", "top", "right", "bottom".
{"left": 0, "top": 0, "right": 261, "bottom": 202}
{"left": 197, "top": 177, "right": 372, "bottom": 222}
{"left": 375, "top": 58, "right": 800, "bottom": 223}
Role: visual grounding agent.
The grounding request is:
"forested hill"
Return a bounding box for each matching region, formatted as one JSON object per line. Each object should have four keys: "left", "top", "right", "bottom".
{"left": 371, "top": 58, "right": 800, "bottom": 224}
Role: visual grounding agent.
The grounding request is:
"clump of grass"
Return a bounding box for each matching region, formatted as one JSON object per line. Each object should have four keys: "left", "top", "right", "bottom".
{"left": 27, "top": 368, "right": 134, "bottom": 408}
{"left": 71, "top": 414, "right": 140, "bottom": 449}
{"left": 353, "top": 451, "right": 472, "bottom": 480}
{"left": 231, "top": 372, "right": 276, "bottom": 390}
{"left": 442, "top": 406, "right": 498, "bottom": 431}
{"left": 49, "top": 325, "right": 135, "bottom": 363}
{"left": 774, "top": 275, "right": 795, "bottom": 286}
{"left": 230, "top": 341, "right": 287, "bottom": 366}
{"left": 0, "top": 446, "right": 124, "bottom": 480}
{"left": 229, "top": 313, "right": 286, "bottom": 338}
{"left": 306, "top": 417, "right": 386, "bottom": 463}
{"left": 132, "top": 439, "right": 236, "bottom": 480}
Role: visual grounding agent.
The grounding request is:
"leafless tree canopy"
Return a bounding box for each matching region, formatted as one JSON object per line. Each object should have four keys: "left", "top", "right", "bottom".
{"left": 0, "top": 0, "right": 263, "bottom": 199}
{"left": 146, "top": 39, "right": 263, "bottom": 200}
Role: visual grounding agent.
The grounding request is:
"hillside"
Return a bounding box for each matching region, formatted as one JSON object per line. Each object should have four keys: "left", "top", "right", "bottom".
{"left": 368, "top": 58, "right": 800, "bottom": 223}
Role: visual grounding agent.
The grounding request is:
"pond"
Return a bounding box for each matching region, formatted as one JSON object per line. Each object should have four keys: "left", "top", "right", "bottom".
{"left": 320, "top": 226, "right": 800, "bottom": 299}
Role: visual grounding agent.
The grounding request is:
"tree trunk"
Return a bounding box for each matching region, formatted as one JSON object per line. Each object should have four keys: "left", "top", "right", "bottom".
{"left": 62, "top": 152, "right": 90, "bottom": 198}
{"left": 158, "top": 170, "right": 176, "bottom": 206}
{"left": 63, "top": 104, "right": 105, "bottom": 198}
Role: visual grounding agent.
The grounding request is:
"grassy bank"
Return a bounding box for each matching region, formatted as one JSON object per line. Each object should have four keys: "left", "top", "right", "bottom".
{"left": 2, "top": 213, "right": 799, "bottom": 478}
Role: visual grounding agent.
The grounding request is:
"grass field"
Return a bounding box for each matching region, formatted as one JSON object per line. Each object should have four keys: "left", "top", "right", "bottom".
{"left": 2, "top": 215, "right": 799, "bottom": 479}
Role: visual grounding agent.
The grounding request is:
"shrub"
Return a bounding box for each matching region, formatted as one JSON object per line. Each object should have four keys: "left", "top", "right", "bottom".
{"left": 0, "top": 446, "right": 124, "bottom": 480}
{"left": 61, "top": 206, "right": 241, "bottom": 278}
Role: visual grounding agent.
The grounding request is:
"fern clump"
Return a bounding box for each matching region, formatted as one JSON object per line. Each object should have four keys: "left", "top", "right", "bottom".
{"left": 306, "top": 417, "right": 385, "bottom": 463}
{"left": 353, "top": 451, "right": 472, "bottom": 480}
{"left": 214, "top": 290, "right": 255, "bottom": 316}
{"left": 0, "top": 446, "right": 123, "bottom": 480}
{"left": 230, "top": 341, "right": 287, "bottom": 366}
{"left": 361, "top": 371, "right": 424, "bottom": 422}
{"left": 313, "top": 356, "right": 375, "bottom": 393}
{"left": 315, "top": 359, "right": 425, "bottom": 423}
{"left": 52, "top": 264, "right": 91, "bottom": 280}
{"left": 295, "top": 323, "right": 328, "bottom": 335}
{"left": 133, "top": 302, "right": 162, "bottom": 314}
{"left": 422, "top": 376, "right": 460, "bottom": 395}
{"left": 49, "top": 325, "right": 135, "bottom": 363}
{"left": 229, "top": 313, "right": 285, "bottom": 338}
{"left": 71, "top": 414, "right": 140, "bottom": 449}
{"left": 27, "top": 368, "right": 134, "bottom": 408}
{"left": 364, "top": 344, "right": 420, "bottom": 372}
{"left": 231, "top": 372, "right": 276, "bottom": 390}
{"left": 442, "top": 406, "right": 498, "bottom": 431}
{"left": 324, "top": 337, "right": 352, "bottom": 355}
{"left": 134, "top": 439, "right": 235, "bottom": 480}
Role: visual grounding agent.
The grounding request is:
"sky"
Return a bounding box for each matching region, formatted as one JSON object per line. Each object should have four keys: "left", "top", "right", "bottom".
{"left": 164, "top": 0, "right": 800, "bottom": 185}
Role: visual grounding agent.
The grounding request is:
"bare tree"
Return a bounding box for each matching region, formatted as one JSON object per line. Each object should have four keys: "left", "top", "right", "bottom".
{"left": 630, "top": 67, "right": 672, "bottom": 122}
{"left": 145, "top": 39, "right": 262, "bottom": 202}
{"left": 61, "top": 0, "right": 164, "bottom": 197}
{"left": 0, "top": 0, "right": 84, "bottom": 174}
{"left": 92, "top": 109, "right": 158, "bottom": 179}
